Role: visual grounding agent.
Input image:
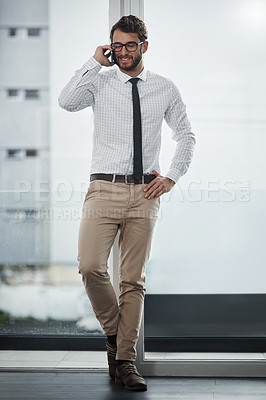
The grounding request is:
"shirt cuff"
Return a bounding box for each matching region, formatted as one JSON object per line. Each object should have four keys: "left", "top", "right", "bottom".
{"left": 81, "top": 57, "right": 102, "bottom": 73}
{"left": 165, "top": 171, "right": 181, "bottom": 184}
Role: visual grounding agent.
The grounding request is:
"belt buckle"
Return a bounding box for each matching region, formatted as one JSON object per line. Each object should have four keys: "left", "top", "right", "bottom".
{"left": 125, "top": 174, "right": 135, "bottom": 184}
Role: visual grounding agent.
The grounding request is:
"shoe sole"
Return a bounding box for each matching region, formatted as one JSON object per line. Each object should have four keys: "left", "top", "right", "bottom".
{"left": 115, "top": 377, "right": 147, "bottom": 391}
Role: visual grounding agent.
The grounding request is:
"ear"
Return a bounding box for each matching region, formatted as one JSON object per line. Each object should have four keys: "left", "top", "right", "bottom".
{"left": 143, "top": 40, "right": 148, "bottom": 54}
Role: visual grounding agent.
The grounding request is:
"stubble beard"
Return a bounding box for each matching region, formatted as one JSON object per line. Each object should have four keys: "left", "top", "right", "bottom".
{"left": 115, "top": 52, "right": 142, "bottom": 72}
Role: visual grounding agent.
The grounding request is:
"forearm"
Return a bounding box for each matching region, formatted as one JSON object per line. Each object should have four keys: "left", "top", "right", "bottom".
{"left": 58, "top": 57, "right": 101, "bottom": 112}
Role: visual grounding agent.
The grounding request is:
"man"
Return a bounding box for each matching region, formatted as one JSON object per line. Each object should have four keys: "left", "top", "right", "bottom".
{"left": 59, "top": 15, "right": 195, "bottom": 391}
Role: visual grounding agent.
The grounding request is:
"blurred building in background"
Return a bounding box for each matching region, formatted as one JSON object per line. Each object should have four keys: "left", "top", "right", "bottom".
{"left": 0, "top": 0, "right": 106, "bottom": 329}
{"left": 0, "top": 0, "right": 50, "bottom": 264}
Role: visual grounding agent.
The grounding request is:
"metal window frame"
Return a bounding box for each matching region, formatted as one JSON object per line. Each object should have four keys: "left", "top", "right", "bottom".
{"left": 109, "top": 0, "right": 266, "bottom": 377}
{"left": 135, "top": 314, "right": 266, "bottom": 377}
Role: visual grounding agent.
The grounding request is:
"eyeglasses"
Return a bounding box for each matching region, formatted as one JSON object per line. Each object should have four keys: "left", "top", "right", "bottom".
{"left": 111, "top": 41, "right": 145, "bottom": 52}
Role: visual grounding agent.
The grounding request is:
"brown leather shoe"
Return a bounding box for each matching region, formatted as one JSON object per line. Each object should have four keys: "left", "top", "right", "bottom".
{"left": 115, "top": 362, "right": 147, "bottom": 391}
{"left": 105, "top": 340, "right": 117, "bottom": 380}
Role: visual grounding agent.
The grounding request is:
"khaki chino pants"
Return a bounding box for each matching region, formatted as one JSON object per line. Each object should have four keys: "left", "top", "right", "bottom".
{"left": 77, "top": 179, "right": 160, "bottom": 360}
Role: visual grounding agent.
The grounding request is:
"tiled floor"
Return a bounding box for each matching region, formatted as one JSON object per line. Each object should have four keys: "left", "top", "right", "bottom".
{"left": 0, "top": 351, "right": 266, "bottom": 370}
{"left": 0, "top": 351, "right": 107, "bottom": 370}
{"left": 1, "top": 352, "right": 266, "bottom": 399}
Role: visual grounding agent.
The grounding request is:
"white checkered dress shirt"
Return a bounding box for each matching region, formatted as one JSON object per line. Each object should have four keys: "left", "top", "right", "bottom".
{"left": 58, "top": 57, "right": 195, "bottom": 183}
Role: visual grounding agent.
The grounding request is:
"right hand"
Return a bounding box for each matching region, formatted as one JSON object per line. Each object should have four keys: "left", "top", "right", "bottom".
{"left": 93, "top": 45, "right": 113, "bottom": 67}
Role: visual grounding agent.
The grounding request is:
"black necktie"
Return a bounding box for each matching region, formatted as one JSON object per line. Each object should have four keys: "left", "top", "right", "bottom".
{"left": 129, "top": 78, "right": 143, "bottom": 181}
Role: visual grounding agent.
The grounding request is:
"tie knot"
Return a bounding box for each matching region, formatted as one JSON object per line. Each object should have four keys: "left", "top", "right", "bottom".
{"left": 129, "top": 78, "right": 139, "bottom": 85}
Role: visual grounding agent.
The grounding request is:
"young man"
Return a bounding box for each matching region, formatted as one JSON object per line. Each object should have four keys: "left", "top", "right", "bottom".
{"left": 59, "top": 15, "right": 195, "bottom": 391}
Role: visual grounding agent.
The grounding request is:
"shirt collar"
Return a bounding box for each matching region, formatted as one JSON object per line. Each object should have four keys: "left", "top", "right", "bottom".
{"left": 116, "top": 66, "right": 147, "bottom": 84}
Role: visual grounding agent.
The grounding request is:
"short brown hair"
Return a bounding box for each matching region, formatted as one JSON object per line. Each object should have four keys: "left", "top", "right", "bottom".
{"left": 110, "top": 15, "right": 148, "bottom": 42}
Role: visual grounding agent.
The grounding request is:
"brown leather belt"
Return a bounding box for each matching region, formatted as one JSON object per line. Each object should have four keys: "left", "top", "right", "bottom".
{"left": 90, "top": 173, "right": 156, "bottom": 184}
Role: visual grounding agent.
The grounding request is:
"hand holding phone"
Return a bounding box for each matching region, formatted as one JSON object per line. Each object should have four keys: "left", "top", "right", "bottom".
{"left": 93, "top": 45, "right": 114, "bottom": 67}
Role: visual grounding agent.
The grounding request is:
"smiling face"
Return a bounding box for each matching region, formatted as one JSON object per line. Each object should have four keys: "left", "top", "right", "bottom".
{"left": 112, "top": 29, "right": 148, "bottom": 77}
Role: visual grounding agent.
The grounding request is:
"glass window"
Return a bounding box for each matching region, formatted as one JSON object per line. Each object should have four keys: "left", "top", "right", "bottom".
{"left": 143, "top": 0, "right": 266, "bottom": 353}
{"left": 0, "top": 0, "right": 110, "bottom": 343}
{"left": 26, "top": 149, "right": 38, "bottom": 157}
{"left": 7, "top": 89, "right": 19, "bottom": 97}
{"left": 6, "top": 149, "right": 24, "bottom": 159}
{"left": 27, "top": 28, "right": 41, "bottom": 37}
{"left": 25, "top": 89, "right": 39, "bottom": 99}
{"left": 8, "top": 28, "right": 17, "bottom": 37}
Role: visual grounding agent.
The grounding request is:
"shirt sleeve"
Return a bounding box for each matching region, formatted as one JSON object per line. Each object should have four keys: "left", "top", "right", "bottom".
{"left": 58, "top": 57, "right": 102, "bottom": 112}
{"left": 164, "top": 81, "right": 196, "bottom": 183}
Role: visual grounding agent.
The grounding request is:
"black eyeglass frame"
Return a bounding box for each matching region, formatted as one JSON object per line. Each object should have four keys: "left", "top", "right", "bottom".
{"left": 110, "top": 41, "right": 145, "bottom": 52}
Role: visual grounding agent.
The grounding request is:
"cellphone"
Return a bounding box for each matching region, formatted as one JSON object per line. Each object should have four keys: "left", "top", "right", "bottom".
{"left": 110, "top": 51, "right": 115, "bottom": 65}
